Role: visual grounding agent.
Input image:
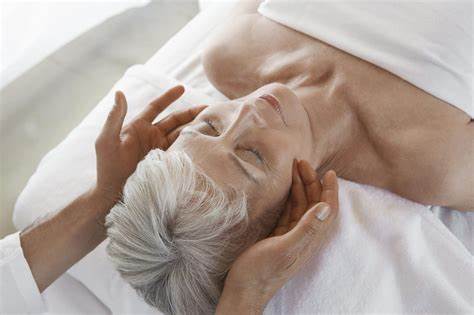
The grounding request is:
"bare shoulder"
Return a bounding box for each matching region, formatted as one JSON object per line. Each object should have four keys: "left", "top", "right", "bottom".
{"left": 202, "top": 9, "right": 269, "bottom": 98}
{"left": 386, "top": 119, "right": 474, "bottom": 211}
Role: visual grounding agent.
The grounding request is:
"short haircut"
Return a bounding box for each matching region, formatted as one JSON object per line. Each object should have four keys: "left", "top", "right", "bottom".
{"left": 106, "top": 149, "right": 249, "bottom": 314}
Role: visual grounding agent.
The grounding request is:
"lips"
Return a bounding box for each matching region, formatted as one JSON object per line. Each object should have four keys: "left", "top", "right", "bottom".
{"left": 258, "top": 94, "right": 285, "bottom": 123}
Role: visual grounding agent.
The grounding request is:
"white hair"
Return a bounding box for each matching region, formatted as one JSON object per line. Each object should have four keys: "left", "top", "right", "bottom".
{"left": 105, "top": 149, "right": 250, "bottom": 315}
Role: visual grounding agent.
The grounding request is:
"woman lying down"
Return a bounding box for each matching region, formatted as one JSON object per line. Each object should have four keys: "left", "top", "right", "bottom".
{"left": 105, "top": 1, "right": 473, "bottom": 314}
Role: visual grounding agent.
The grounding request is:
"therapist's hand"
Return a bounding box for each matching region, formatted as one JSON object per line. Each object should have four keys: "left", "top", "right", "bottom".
{"left": 20, "top": 86, "right": 206, "bottom": 294}
{"left": 94, "top": 86, "right": 206, "bottom": 205}
{"left": 216, "top": 160, "right": 339, "bottom": 314}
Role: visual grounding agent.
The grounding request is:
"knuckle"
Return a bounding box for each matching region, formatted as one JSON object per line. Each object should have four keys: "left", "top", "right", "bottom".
{"left": 301, "top": 221, "right": 320, "bottom": 238}
{"left": 122, "top": 138, "right": 134, "bottom": 150}
{"left": 301, "top": 172, "right": 317, "bottom": 184}
{"left": 158, "top": 137, "right": 169, "bottom": 149}
{"left": 307, "top": 182, "right": 319, "bottom": 192}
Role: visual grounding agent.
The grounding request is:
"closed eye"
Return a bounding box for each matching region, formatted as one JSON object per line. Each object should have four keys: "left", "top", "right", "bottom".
{"left": 248, "top": 148, "right": 263, "bottom": 163}
{"left": 238, "top": 146, "right": 265, "bottom": 167}
{"left": 204, "top": 119, "right": 220, "bottom": 136}
{"left": 204, "top": 118, "right": 265, "bottom": 167}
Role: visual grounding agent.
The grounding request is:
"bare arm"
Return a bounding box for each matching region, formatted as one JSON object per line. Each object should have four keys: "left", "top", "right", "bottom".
{"left": 388, "top": 121, "right": 474, "bottom": 211}
{"left": 20, "top": 189, "right": 111, "bottom": 292}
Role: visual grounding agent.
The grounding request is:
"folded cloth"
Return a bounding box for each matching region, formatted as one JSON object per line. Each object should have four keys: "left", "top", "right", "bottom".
{"left": 258, "top": 0, "right": 473, "bottom": 117}
{"left": 14, "top": 66, "right": 473, "bottom": 313}
{"left": 430, "top": 206, "right": 474, "bottom": 255}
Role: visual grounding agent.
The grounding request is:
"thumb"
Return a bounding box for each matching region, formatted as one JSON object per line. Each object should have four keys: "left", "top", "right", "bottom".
{"left": 280, "top": 202, "right": 335, "bottom": 252}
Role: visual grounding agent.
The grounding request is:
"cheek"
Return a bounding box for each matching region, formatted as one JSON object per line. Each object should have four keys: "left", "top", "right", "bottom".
{"left": 250, "top": 173, "right": 291, "bottom": 232}
{"left": 291, "top": 120, "right": 313, "bottom": 160}
{"left": 268, "top": 133, "right": 301, "bottom": 168}
{"left": 248, "top": 178, "right": 289, "bottom": 225}
{"left": 264, "top": 159, "right": 293, "bottom": 206}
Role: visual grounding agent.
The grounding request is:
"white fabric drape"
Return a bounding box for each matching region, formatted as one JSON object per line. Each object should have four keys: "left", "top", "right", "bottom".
{"left": 258, "top": 0, "right": 473, "bottom": 117}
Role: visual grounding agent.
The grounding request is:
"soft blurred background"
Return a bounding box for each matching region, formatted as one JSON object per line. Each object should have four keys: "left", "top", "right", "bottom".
{"left": 0, "top": 0, "right": 202, "bottom": 237}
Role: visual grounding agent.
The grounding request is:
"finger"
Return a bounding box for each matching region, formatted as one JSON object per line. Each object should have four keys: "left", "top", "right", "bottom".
{"left": 100, "top": 91, "right": 127, "bottom": 140}
{"left": 162, "top": 122, "right": 189, "bottom": 149}
{"left": 164, "top": 125, "right": 186, "bottom": 148}
{"left": 155, "top": 105, "right": 207, "bottom": 133}
{"left": 280, "top": 202, "right": 336, "bottom": 255}
{"left": 320, "top": 170, "right": 339, "bottom": 211}
{"left": 136, "top": 85, "right": 185, "bottom": 122}
{"left": 297, "top": 160, "right": 321, "bottom": 206}
{"left": 272, "top": 202, "right": 292, "bottom": 236}
{"left": 289, "top": 159, "right": 307, "bottom": 222}
{"left": 289, "top": 220, "right": 298, "bottom": 231}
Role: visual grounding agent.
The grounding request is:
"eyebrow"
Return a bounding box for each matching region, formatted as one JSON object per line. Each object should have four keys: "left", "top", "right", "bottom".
{"left": 229, "top": 153, "right": 259, "bottom": 184}
{"left": 180, "top": 127, "right": 259, "bottom": 183}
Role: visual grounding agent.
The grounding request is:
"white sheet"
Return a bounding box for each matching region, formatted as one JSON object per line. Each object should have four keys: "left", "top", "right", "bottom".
{"left": 258, "top": 0, "right": 474, "bottom": 117}
{"left": 12, "top": 0, "right": 474, "bottom": 313}
{"left": 42, "top": 273, "right": 110, "bottom": 315}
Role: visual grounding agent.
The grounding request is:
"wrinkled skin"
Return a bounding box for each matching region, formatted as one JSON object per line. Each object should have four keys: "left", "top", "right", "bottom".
{"left": 199, "top": 1, "right": 474, "bottom": 210}
{"left": 170, "top": 83, "right": 313, "bottom": 224}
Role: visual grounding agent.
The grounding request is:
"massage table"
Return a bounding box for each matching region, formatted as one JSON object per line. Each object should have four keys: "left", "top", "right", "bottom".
{"left": 12, "top": 1, "right": 473, "bottom": 314}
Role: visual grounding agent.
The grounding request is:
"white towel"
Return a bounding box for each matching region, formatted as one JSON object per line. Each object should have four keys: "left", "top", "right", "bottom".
{"left": 258, "top": 0, "right": 474, "bottom": 117}
{"left": 265, "top": 179, "right": 473, "bottom": 314}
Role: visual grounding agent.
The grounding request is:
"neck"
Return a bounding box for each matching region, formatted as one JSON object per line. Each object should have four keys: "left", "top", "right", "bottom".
{"left": 292, "top": 77, "right": 362, "bottom": 177}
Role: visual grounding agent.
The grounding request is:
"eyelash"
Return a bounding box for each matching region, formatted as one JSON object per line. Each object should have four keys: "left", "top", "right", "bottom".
{"left": 204, "top": 119, "right": 219, "bottom": 134}
{"left": 204, "top": 119, "right": 264, "bottom": 163}
{"left": 248, "top": 147, "right": 264, "bottom": 163}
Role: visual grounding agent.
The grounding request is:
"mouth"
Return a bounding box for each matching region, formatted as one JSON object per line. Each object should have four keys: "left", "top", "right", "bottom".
{"left": 258, "top": 94, "right": 287, "bottom": 125}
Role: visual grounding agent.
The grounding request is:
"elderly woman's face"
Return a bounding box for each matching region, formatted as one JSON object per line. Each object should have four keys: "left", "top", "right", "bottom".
{"left": 170, "top": 83, "right": 313, "bottom": 219}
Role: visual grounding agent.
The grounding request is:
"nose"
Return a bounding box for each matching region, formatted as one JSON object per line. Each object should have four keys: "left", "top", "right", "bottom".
{"left": 264, "top": 82, "right": 298, "bottom": 106}
{"left": 221, "top": 101, "right": 265, "bottom": 142}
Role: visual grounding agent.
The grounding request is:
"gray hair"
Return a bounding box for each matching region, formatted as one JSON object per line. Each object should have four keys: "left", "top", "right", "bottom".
{"left": 105, "top": 149, "right": 250, "bottom": 315}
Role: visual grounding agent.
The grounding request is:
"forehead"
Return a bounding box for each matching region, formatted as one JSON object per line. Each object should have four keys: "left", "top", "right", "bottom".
{"left": 170, "top": 136, "right": 256, "bottom": 191}
{"left": 201, "top": 100, "right": 238, "bottom": 117}
{"left": 200, "top": 81, "right": 284, "bottom": 116}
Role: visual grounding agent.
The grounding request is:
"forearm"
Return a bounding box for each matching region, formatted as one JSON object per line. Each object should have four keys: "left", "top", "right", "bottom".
{"left": 20, "top": 188, "right": 113, "bottom": 292}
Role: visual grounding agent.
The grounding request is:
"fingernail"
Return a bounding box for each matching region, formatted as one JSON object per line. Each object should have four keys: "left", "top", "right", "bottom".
{"left": 314, "top": 203, "right": 331, "bottom": 221}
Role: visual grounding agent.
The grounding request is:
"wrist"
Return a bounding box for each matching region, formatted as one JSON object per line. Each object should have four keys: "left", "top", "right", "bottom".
{"left": 88, "top": 186, "right": 120, "bottom": 213}
{"left": 83, "top": 187, "right": 118, "bottom": 234}
{"left": 216, "top": 280, "right": 266, "bottom": 315}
